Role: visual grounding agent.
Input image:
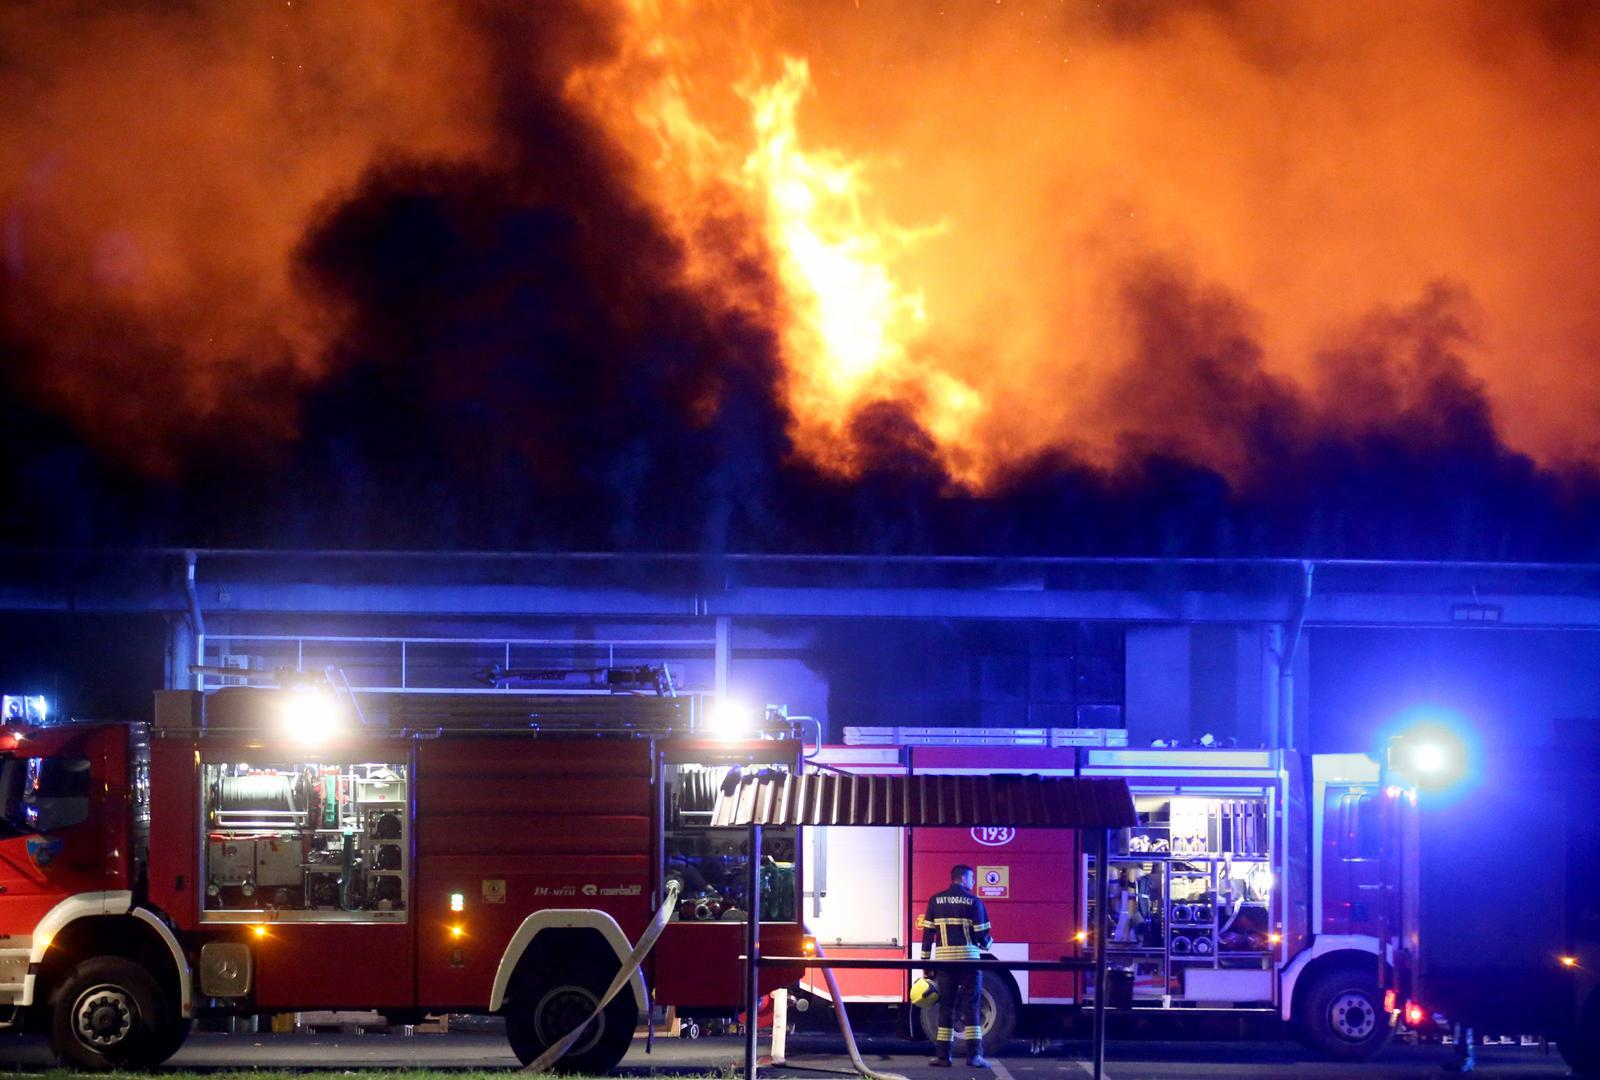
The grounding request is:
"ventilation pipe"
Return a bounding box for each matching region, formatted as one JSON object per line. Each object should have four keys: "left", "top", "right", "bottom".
{"left": 183, "top": 550, "right": 206, "bottom": 691}
{"left": 1275, "top": 561, "right": 1314, "bottom": 750}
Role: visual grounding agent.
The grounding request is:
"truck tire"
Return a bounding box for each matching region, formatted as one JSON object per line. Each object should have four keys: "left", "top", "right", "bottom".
{"left": 505, "top": 964, "right": 638, "bottom": 1074}
{"left": 917, "top": 976, "right": 1018, "bottom": 1055}
{"left": 1293, "top": 967, "right": 1392, "bottom": 1062}
{"left": 47, "top": 956, "right": 181, "bottom": 1070}
{"left": 140, "top": 1014, "right": 193, "bottom": 1067}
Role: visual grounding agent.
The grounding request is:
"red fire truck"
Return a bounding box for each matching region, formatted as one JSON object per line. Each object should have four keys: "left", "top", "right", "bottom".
{"left": 0, "top": 684, "right": 804, "bottom": 1070}
{"left": 800, "top": 729, "right": 1420, "bottom": 1062}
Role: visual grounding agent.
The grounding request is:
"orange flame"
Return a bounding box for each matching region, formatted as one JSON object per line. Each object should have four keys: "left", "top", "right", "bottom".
{"left": 572, "top": 9, "right": 981, "bottom": 479}
{"left": 740, "top": 59, "right": 983, "bottom": 476}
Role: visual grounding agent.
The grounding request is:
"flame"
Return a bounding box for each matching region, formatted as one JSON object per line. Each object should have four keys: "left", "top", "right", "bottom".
{"left": 569, "top": 6, "right": 982, "bottom": 480}
{"left": 743, "top": 61, "right": 931, "bottom": 431}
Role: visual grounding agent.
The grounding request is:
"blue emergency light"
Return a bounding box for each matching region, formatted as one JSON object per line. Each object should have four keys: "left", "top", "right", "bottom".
{"left": 1, "top": 695, "right": 48, "bottom": 725}
{"left": 1382, "top": 709, "right": 1476, "bottom": 797}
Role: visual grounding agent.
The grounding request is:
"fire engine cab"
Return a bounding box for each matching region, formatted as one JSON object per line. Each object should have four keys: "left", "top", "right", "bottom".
{"left": 801, "top": 728, "right": 1420, "bottom": 1062}
{"left": 0, "top": 682, "right": 804, "bottom": 1070}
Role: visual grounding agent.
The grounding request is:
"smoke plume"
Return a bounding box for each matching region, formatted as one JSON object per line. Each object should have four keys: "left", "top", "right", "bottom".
{"left": 3, "top": 1, "right": 1600, "bottom": 557}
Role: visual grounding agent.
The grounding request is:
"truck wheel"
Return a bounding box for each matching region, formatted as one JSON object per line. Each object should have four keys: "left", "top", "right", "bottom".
{"left": 505, "top": 968, "right": 638, "bottom": 1074}
{"left": 48, "top": 957, "right": 176, "bottom": 1070}
{"left": 917, "top": 977, "right": 1018, "bottom": 1054}
{"left": 1294, "top": 967, "right": 1392, "bottom": 1062}
{"left": 137, "top": 1014, "right": 193, "bottom": 1068}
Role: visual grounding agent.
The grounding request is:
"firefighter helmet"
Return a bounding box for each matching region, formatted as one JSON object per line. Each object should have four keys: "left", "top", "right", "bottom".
{"left": 910, "top": 976, "right": 939, "bottom": 1008}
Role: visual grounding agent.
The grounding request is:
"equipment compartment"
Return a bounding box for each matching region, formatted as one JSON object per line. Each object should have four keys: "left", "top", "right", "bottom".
{"left": 199, "top": 759, "right": 409, "bottom": 923}
{"left": 1089, "top": 790, "right": 1277, "bottom": 1005}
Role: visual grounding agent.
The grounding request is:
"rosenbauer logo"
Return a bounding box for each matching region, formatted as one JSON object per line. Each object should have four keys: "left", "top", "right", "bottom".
{"left": 970, "top": 827, "right": 1016, "bottom": 847}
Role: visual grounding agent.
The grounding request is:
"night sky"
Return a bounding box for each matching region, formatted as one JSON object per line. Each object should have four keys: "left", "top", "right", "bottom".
{"left": 4, "top": 1, "right": 1600, "bottom": 558}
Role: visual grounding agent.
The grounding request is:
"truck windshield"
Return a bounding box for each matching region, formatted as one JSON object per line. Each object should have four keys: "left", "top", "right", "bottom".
{"left": 0, "top": 755, "right": 92, "bottom": 836}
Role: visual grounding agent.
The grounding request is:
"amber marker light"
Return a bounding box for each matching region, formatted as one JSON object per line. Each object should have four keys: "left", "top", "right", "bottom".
{"left": 1268, "top": 932, "right": 1282, "bottom": 945}
{"left": 1073, "top": 930, "right": 1088, "bottom": 945}
{"left": 252, "top": 926, "right": 268, "bottom": 939}
{"left": 450, "top": 925, "right": 465, "bottom": 940}
{"left": 801, "top": 935, "right": 817, "bottom": 956}
{"left": 1560, "top": 955, "right": 1579, "bottom": 969}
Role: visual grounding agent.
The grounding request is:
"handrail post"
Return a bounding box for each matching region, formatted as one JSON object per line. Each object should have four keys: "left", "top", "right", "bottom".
{"left": 1093, "top": 827, "right": 1109, "bottom": 1080}
{"left": 745, "top": 822, "right": 762, "bottom": 1079}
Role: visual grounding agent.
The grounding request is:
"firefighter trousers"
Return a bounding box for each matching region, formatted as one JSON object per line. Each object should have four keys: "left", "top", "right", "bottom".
{"left": 933, "top": 967, "right": 983, "bottom": 1051}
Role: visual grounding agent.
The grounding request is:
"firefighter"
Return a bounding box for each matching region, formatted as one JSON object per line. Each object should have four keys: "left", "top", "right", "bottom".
{"left": 920, "top": 863, "right": 993, "bottom": 1068}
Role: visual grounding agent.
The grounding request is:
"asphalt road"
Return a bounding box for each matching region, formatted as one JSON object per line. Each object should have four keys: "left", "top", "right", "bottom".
{"left": 0, "top": 1031, "right": 1575, "bottom": 1078}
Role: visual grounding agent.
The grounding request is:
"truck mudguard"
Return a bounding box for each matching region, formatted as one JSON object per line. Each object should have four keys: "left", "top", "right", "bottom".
{"left": 488, "top": 908, "right": 649, "bottom": 1013}
{"left": 19, "top": 891, "right": 133, "bottom": 1007}
{"left": 131, "top": 906, "right": 194, "bottom": 1018}
{"left": 1278, "top": 934, "right": 1380, "bottom": 1021}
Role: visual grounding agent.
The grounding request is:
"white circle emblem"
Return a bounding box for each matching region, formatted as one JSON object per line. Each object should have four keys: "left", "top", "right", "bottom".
{"left": 971, "top": 826, "right": 1016, "bottom": 847}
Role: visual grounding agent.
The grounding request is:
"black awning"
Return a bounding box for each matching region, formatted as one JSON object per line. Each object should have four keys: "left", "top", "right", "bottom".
{"left": 710, "top": 769, "right": 1136, "bottom": 829}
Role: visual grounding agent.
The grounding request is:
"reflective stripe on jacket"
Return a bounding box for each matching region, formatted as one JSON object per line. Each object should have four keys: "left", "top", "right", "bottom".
{"left": 919, "top": 885, "right": 992, "bottom": 960}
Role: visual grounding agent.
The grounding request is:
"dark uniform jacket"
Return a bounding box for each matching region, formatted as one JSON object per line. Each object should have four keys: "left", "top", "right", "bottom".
{"left": 920, "top": 884, "right": 993, "bottom": 961}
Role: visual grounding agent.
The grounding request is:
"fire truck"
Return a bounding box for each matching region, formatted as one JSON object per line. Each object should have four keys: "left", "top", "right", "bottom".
{"left": 0, "top": 683, "right": 804, "bottom": 1070}
{"left": 800, "top": 728, "right": 1420, "bottom": 1062}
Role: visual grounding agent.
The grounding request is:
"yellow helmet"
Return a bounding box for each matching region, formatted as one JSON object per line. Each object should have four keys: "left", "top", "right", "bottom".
{"left": 910, "top": 976, "right": 939, "bottom": 1008}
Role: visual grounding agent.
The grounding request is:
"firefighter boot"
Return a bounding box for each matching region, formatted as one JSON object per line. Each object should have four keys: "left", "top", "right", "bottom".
{"left": 928, "top": 1041, "right": 953, "bottom": 1068}
{"left": 964, "top": 1027, "right": 989, "bottom": 1069}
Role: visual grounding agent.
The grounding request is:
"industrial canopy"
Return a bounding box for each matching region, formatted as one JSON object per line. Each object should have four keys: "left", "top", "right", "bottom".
{"left": 710, "top": 769, "right": 1137, "bottom": 829}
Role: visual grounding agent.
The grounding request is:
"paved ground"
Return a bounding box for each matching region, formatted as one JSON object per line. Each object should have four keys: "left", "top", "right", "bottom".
{"left": 0, "top": 1031, "right": 1574, "bottom": 1078}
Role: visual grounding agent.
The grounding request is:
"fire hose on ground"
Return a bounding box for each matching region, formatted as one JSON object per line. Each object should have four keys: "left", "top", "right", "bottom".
{"left": 804, "top": 929, "right": 910, "bottom": 1080}
{"left": 522, "top": 880, "right": 680, "bottom": 1074}
{"left": 519, "top": 879, "right": 904, "bottom": 1079}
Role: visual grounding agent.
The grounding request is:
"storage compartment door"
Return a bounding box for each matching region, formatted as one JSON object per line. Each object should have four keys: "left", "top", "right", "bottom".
{"left": 804, "top": 826, "right": 903, "bottom": 946}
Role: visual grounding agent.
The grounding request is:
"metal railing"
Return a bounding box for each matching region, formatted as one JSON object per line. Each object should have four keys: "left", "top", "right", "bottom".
{"left": 198, "top": 632, "right": 716, "bottom": 693}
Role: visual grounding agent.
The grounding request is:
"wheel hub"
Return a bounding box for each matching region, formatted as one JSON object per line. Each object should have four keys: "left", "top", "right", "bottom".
{"left": 74, "top": 985, "right": 136, "bottom": 1049}
{"left": 1330, "top": 991, "right": 1376, "bottom": 1041}
{"left": 534, "top": 985, "right": 603, "bottom": 1056}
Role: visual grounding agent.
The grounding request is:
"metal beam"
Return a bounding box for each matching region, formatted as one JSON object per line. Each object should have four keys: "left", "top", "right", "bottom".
{"left": 7, "top": 550, "right": 1600, "bottom": 629}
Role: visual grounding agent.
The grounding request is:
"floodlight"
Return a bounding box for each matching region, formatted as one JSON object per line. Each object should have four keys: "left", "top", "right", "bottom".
{"left": 706, "top": 698, "right": 756, "bottom": 739}
{"left": 1385, "top": 716, "right": 1473, "bottom": 793}
{"left": 279, "top": 685, "right": 344, "bottom": 744}
{"left": 1411, "top": 742, "right": 1448, "bottom": 774}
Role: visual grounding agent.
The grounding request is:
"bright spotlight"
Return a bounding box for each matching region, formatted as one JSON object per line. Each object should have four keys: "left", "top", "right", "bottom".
{"left": 279, "top": 686, "right": 344, "bottom": 744}
{"left": 1, "top": 695, "right": 47, "bottom": 725}
{"left": 1385, "top": 715, "right": 1474, "bottom": 794}
{"left": 1411, "top": 743, "right": 1447, "bottom": 774}
{"left": 706, "top": 698, "right": 755, "bottom": 739}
